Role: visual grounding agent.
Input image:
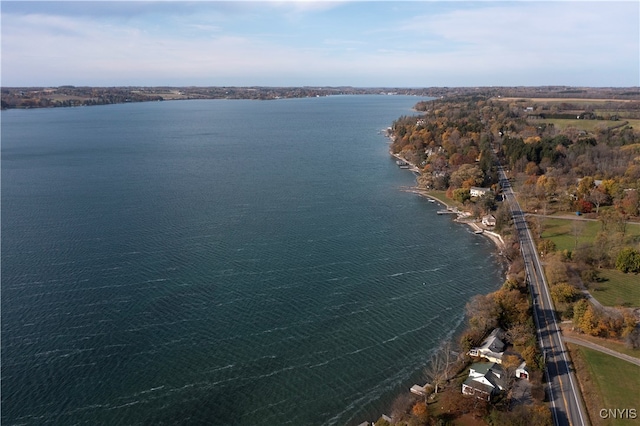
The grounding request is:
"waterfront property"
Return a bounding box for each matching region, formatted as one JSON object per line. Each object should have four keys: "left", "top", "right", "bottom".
{"left": 481, "top": 214, "right": 496, "bottom": 227}
{"left": 470, "top": 186, "right": 492, "bottom": 198}
{"left": 461, "top": 362, "right": 506, "bottom": 401}
{"left": 468, "top": 328, "right": 506, "bottom": 364}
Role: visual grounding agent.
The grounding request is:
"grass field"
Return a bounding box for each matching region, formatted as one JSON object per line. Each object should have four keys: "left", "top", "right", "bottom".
{"left": 589, "top": 268, "right": 640, "bottom": 307}
{"left": 573, "top": 346, "right": 640, "bottom": 425}
{"left": 540, "top": 217, "right": 640, "bottom": 253}
{"left": 422, "top": 190, "right": 453, "bottom": 207}
{"left": 540, "top": 218, "right": 602, "bottom": 252}
{"left": 538, "top": 119, "right": 624, "bottom": 132}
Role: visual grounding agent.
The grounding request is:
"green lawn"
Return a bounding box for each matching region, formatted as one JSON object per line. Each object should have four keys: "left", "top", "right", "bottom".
{"left": 540, "top": 218, "right": 640, "bottom": 253}
{"left": 540, "top": 218, "right": 602, "bottom": 252}
{"left": 576, "top": 346, "right": 640, "bottom": 425}
{"left": 538, "top": 119, "right": 621, "bottom": 132}
{"left": 589, "top": 269, "right": 640, "bottom": 308}
{"left": 423, "top": 190, "right": 454, "bottom": 208}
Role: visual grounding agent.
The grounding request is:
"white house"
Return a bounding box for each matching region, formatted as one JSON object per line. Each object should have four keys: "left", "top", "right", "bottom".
{"left": 482, "top": 214, "right": 496, "bottom": 227}
{"left": 470, "top": 187, "right": 492, "bottom": 198}
{"left": 468, "top": 328, "right": 505, "bottom": 364}
{"left": 462, "top": 362, "right": 506, "bottom": 401}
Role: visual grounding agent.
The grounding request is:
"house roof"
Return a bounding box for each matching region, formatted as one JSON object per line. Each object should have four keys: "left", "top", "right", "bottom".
{"left": 463, "top": 377, "right": 494, "bottom": 395}
{"left": 470, "top": 362, "right": 495, "bottom": 375}
{"left": 468, "top": 328, "right": 507, "bottom": 364}
{"left": 470, "top": 186, "right": 491, "bottom": 192}
{"left": 468, "top": 362, "right": 506, "bottom": 391}
{"left": 475, "top": 328, "right": 505, "bottom": 353}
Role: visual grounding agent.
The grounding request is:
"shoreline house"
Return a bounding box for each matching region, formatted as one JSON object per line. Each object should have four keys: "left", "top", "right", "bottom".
{"left": 481, "top": 214, "right": 496, "bottom": 227}
{"left": 470, "top": 186, "right": 492, "bottom": 198}
{"left": 462, "top": 362, "right": 506, "bottom": 401}
{"left": 468, "top": 328, "right": 505, "bottom": 364}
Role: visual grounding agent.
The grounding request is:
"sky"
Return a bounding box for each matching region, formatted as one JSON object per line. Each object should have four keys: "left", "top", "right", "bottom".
{"left": 1, "top": 1, "right": 639, "bottom": 87}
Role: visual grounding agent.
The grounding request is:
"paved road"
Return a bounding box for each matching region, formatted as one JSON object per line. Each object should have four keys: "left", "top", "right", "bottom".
{"left": 499, "top": 167, "right": 589, "bottom": 426}
{"left": 563, "top": 336, "right": 640, "bottom": 367}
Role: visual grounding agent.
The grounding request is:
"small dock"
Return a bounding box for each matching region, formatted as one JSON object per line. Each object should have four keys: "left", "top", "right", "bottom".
{"left": 436, "top": 210, "right": 457, "bottom": 215}
{"left": 410, "top": 383, "right": 434, "bottom": 397}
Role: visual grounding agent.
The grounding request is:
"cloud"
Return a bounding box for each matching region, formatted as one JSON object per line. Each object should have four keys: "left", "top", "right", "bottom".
{"left": 381, "top": 2, "right": 639, "bottom": 84}
{"left": 1, "top": 1, "right": 637, "bottom": 87}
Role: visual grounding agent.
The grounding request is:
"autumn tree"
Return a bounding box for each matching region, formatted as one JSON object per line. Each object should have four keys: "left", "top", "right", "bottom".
{"left": 616, "top": 247, "right": 640, "bottom": 273}
{"left": 452, "top": 188, "right": 471, "bottom": 204}
{"left": 505, "top": 322, "right": 535, "bottom": 350}
{"left": 502, "top": 354, "right": 522, "bottom": 391}
{"left": 466, "top": 294, "right": 498, "bottom": 334}
{"left": 410, "top": 401, "right": 430, "bottom": 425}
{"left": 538, "top": 239, "right": 556, "bottom": 257}
{"left": 450, "top": 164, "right": 483, "bottom": 189}
{"left": 550, "top": 282, "right": 580, "bottom": 304}
{"left": 621, "top": 189, "right": 639, "bottom": 216}
{"left": 493, "top": 288, "right": 531, "bottom": 328}
{"left": 576, "top": 176, "right": 594, "bottom": 199}
{"left": 574, "top": 301, "right": 603, "bottom": 336}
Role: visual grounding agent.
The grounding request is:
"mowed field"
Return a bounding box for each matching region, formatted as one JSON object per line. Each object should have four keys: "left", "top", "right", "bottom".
{"left": 540, "top": 218, "right": 640, "bottom": 252}
{"left": 493, "top": 96, "right": 640, "bottom": 131}
{"left": 588, "top": 268, "right": 640, "bottom": 307}
{"left": 538, "top": 118, "right": 622, "bottom": 131}
{"left": 540, "top": 217, "right": 602, "bottom": 252}
{"left": 569, "top": 344, "right": 640, "bottom": 426}
{"left": 540, "top": 217, "right": 640, "bottom": 307}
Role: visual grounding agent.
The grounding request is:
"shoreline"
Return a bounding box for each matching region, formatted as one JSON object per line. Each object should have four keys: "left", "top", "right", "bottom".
{"left": 368, "top": 152, "right": 510, "bottom": 424}
{"left": 363, "top": 153, "right": 510, "bottom": 425}
{"left": 390, "top": 151, "right": 506, "bottom": 253}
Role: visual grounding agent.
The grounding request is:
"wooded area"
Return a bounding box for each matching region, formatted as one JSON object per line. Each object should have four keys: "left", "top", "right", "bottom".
{"left": 382, "top": 87, "right": 639, "bottom": 426}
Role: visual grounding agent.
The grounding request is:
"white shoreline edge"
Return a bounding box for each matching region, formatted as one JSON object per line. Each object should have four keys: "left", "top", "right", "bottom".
{"left": 390, "top": 151, "right": 506, "bottom": 252}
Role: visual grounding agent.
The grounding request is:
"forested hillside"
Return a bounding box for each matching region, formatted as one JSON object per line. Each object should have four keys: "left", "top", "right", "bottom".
{"left": 390, "top": 91, "right": 640, "bottom": 219}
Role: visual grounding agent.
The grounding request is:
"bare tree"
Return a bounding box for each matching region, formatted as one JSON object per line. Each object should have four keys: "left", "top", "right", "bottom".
{"left": 424, "top": 341, "right": 455, "bottom": 394}
{"left": 587, "top": 188, "right": 609, "bottom": 216}
{"left": 571, "top": 220, "right": 586, "bottom": 249}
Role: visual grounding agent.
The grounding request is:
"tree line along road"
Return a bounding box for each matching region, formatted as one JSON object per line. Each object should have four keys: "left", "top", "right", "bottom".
{"left": 499, "top": 166, "right": 589, "bottom": 426}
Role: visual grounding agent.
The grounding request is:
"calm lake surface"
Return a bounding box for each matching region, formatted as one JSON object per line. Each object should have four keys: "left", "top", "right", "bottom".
{"left": 2, "top": 96, "right": 503, "bottom": 425}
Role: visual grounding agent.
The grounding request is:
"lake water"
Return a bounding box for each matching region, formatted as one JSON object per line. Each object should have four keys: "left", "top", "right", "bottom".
{"left": 1, "top": 96, "right": 504, "bottom": 425}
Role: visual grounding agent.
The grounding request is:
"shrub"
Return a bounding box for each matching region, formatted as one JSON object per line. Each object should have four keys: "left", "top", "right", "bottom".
{"left": 615, "top": 247, "right": 640, "bottom": 273}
